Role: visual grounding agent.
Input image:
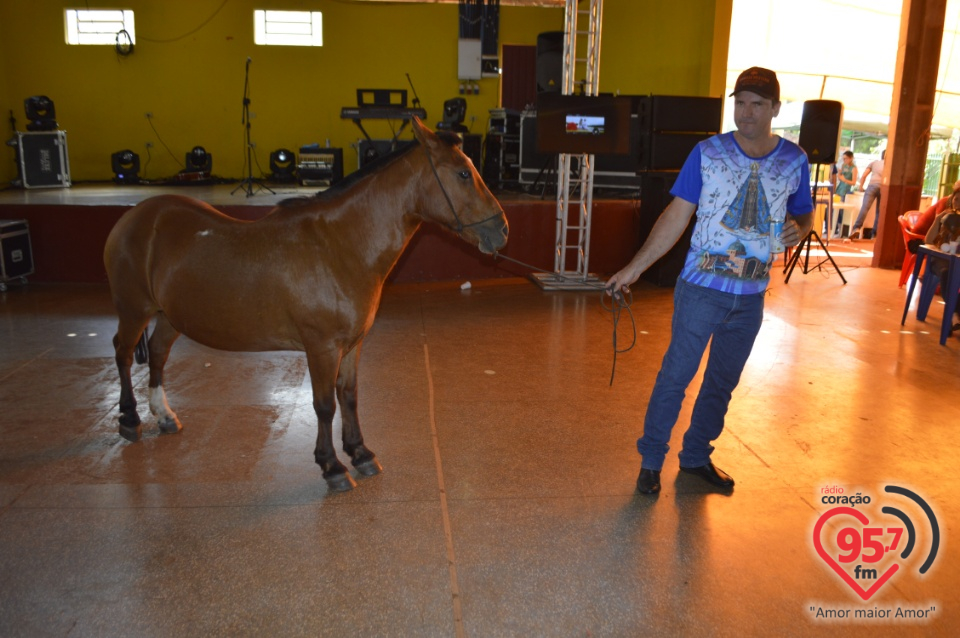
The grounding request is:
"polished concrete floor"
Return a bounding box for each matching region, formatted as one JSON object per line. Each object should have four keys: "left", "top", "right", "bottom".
{"left": 1, "top": 261, "right": 958, "bottom": 636}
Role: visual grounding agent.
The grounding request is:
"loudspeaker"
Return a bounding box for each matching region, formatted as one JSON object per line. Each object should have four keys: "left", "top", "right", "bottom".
{"left": 636, "top": 95, "right": 723, "bottom": 133}
{"left": 634, "top": 96, "right": 722, "bottom": 171}
{"left": 536, "top": 32, "right": 564, "bottom": 93}
{"left": 798, "top": 100, "right": 843, "bottom": 164}
{"left": 638, "top": 132, "right": 713, "bottom": 171}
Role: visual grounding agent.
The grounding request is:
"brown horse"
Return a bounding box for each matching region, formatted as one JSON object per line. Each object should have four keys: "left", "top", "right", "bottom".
{"left": 103, "top": 118, "right": 508, "bottom": 491}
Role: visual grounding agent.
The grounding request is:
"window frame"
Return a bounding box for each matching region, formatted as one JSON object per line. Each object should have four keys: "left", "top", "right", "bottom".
{"left": 65, "top": 8, "right": 136, "bottom": 46}
{"left": 254, "top": 10, "right": 323, "bottom": 47}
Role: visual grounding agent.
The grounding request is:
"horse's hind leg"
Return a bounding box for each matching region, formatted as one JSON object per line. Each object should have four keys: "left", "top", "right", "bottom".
{"left": 113, "top": 316, "right": 150, "bottom": 442}
{"left": 147, "top": 313, "right": 183, "bottom": 434}
{"left": 337, "top": 344, "right": 381, "bottom": 477}
{"left": 307, "top": 347, "right": 356, "bottom": 492}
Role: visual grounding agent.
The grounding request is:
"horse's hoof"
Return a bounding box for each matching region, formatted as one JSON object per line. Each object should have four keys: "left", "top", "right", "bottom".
{"left": 325, "top": 472, "right": 357, "bottom": 492}
{"left": 158, "top": 417, "right": 182, "bottom": 434}
{"left": 119, "top": 411, "right": 141, "bottom": 428}
{"left": 119, "top": 423, "right": 142, "bottom": 442}
{"left": 354, "top": 457, "right": 383, "bottom": 477}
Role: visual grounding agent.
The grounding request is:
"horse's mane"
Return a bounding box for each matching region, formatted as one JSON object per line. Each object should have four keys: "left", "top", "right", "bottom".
{"left": 276, "top": 131, "right": 464, "bottom": 209}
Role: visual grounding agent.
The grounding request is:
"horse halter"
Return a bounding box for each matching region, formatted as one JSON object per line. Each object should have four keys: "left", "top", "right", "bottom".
{"left": 422, "top": 143, "right": 503, "bottom": 236}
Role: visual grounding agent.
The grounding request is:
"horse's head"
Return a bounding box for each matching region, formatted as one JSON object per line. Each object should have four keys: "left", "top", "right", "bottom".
{"left": 411, "top": 117, "right": 508, "bottom": 254}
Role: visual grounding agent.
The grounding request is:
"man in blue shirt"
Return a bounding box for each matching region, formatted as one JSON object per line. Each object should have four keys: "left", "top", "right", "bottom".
{"left": 607, "top": 67, "right": 814, "bottom": 495}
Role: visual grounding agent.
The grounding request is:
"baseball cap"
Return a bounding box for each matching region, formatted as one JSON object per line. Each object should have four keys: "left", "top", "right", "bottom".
{"left": 729, "top": 67, "right": 780, "bottom": 102}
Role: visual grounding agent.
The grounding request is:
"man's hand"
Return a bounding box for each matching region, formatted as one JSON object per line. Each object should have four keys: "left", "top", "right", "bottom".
{"left": 782, "top": 212, "right": 813, "bottom": 247}
{"left": 605, "top": 264, "right": 640, "bottom": 296}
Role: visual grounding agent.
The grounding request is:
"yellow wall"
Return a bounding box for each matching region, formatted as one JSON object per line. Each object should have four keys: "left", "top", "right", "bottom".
{"left": 0, "top": 1, "right": 728, "bottom": 184}
{"left": 0, "top": 15, "right": 13, "bottom": 183}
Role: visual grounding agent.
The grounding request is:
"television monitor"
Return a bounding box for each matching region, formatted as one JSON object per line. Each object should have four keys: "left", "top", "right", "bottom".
{"left": 536, "top": 93, "right": 631, "bottom": 155}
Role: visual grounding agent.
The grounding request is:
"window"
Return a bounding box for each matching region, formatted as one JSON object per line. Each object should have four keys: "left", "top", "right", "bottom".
{"left": 65, "top": 9, "right": 135, "bottom": 45}
{"left": 254, "top": 10, "right": 322, "bottom": 47}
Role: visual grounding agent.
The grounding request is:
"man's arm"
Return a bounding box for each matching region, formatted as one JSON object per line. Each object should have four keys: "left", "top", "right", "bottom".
{"left": 858, "top": 167, "right": 872, "bottom": 190}
{"left": 606, "top": 197, "right": 697, "bottom": 292}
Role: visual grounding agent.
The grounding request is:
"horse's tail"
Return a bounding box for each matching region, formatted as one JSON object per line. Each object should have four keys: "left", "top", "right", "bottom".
{"left": 134, "top": 330, "right": 149, "bottom": 365}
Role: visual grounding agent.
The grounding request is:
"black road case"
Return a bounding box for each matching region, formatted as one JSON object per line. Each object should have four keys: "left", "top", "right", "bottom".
{"left": 16, "top": 131, "right": 71, "bottom": 189}
{"left": 0, "top": 219, "right": 34, "bottom": 291}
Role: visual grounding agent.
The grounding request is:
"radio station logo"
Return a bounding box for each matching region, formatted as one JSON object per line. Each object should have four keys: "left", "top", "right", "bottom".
{"left": 810, "top": 484, "right": 941, "bottom": 613}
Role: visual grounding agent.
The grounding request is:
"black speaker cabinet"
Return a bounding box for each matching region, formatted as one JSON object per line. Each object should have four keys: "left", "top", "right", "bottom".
{"left": 798, "top": 100, "right": 843, "bottom": 164}
{"left": 638, "top": 171, "right": 694, "bottom": 287}
{"left": 638, "top": 132, "right": 713, "bottom": 171}
{"left": 634, "top": 96, "right": 722, "bottom": 171}
{"left": 636, "top": 95, "right": 723, "bottom": 133}
{"left": 536, "top": 32, "right": 564, "bottom": 93}
{"left": 16, "top": 131, "right": 71, "bottom": 189}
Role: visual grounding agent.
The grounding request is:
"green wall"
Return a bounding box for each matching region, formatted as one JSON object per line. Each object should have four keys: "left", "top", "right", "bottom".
{"left": 0, "top": 0, "right": 729, "bottom": 184}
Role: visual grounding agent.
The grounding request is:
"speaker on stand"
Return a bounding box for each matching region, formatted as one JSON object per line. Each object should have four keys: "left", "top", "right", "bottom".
{"left": 798, "top": 99, "right": 843, "bottom": 165}
{"left": 536, "top": 32, "right": 563, "bottom": 94}
{"left": 786, "top": 99, "right": 847, "bottom": 284}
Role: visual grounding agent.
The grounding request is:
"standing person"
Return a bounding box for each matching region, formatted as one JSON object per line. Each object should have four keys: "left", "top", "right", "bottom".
{"left": 850, "top": 150, "right": 885, "bottom": 240}
{"left": 606, "top": 67, "right": 813, "bottom": 495}
{"left": 834, "top": 150, "right": 858, "bottom": 235}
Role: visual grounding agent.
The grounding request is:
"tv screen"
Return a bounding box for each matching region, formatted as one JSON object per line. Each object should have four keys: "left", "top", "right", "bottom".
{"left": 536, "top": 94, "right": 631, "bottom": 155}
{"left": 565, "top": 114, "right": 605, "bottom": 134}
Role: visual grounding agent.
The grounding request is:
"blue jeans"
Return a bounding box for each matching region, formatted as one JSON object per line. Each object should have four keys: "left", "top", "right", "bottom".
{"left": 853, "top": 183, "right": 881, "bottom": 233}
{"left": 638, "top": 279, "right": 765, "bottom": 470}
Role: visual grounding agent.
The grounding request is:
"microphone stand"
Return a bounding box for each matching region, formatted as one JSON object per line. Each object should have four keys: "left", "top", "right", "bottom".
{"left": 233, "top": 57, "right": 274, "bottom": 197}
{"left": 405, "top": 73, "right": 422, "bottom": 110}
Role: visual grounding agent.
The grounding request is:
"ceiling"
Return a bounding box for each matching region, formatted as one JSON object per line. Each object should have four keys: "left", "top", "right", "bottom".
{"left": 728, "top": 0, "right": 960, "bottom": 131}
{"left": 357, "top": 0, "right": 565, "bottom": 5}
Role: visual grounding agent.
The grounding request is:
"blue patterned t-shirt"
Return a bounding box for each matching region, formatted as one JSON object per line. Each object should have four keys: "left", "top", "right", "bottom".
{"left": 670, "top": 132, "right": 813, "bottom": 294}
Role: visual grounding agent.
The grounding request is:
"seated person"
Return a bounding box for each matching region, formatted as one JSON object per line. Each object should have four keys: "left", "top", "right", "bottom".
{"left": 909, "top": 179, "right": 960, "bottom": 235}
{"left": 925, "top": 189, "right": 960, "bottom": 249}
{"left": 924, "top": 189, "right": 960, "bottom": 330}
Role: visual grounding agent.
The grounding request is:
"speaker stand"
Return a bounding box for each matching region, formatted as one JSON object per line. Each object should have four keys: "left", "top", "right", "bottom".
{"left": 783, "top": 165, "right": 847, "bottom": 285}
{"left": 782, "top": 229, "right": 846, "bottom": 283}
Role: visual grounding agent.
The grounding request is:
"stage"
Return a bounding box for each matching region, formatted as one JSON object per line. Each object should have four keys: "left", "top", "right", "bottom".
{"left": 0, "top": 183, "right": 644, "bottom": 285}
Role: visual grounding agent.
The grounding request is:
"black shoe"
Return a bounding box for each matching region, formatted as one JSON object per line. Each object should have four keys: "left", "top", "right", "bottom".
{"left": 849, "top": 229, "right": 861, "bottom": 240}
{"left": 679, "top": 462, "right": 735, "bottom": 488}
{"left": 636, "top": 468, "right": 661, "bottom": 494}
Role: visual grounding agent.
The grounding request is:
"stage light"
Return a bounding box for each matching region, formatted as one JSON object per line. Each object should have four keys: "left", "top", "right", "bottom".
{"left": 111, "top": 149, "right": 140, "bottom": 184}
{"left": 24, "top": 95, "right": 58, "bottom": 131}
{"left": 184, "top": 146, "right": 212, "bottom": 173}
{"left": 269, "top": 148, "right": 297, "bottom": 182}
{"left": 437, "top": 98, "right": 468, "bottom": 133}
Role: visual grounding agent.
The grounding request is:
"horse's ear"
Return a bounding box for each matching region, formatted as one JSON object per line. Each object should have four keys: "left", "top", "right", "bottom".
{"left": 411, "top": 116, "right": 437, "bottom": 146}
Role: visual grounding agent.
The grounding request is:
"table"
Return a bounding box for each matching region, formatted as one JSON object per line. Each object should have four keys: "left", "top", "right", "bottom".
{"left": 901, "top": 244, "right": 960, "bottom": 344}
{"left": 831, "top": 202, "right": 860, "bottom": 238}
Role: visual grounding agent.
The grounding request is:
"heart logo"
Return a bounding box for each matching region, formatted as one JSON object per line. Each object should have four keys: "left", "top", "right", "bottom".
{"left": 813, "top": 506, "right": 900, "bottom": 601}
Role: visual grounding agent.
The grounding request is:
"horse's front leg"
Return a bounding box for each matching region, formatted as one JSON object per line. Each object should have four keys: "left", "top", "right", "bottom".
{"left": 306, "top": 346, "right": 356, "bottom": 492}
{"left": 337, "top": 343, "right": 382, "bottom": 477}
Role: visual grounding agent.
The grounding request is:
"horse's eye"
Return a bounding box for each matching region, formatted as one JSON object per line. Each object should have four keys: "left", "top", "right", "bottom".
{"left": 457, "top": 170, "right": 471, "bottom": 180}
